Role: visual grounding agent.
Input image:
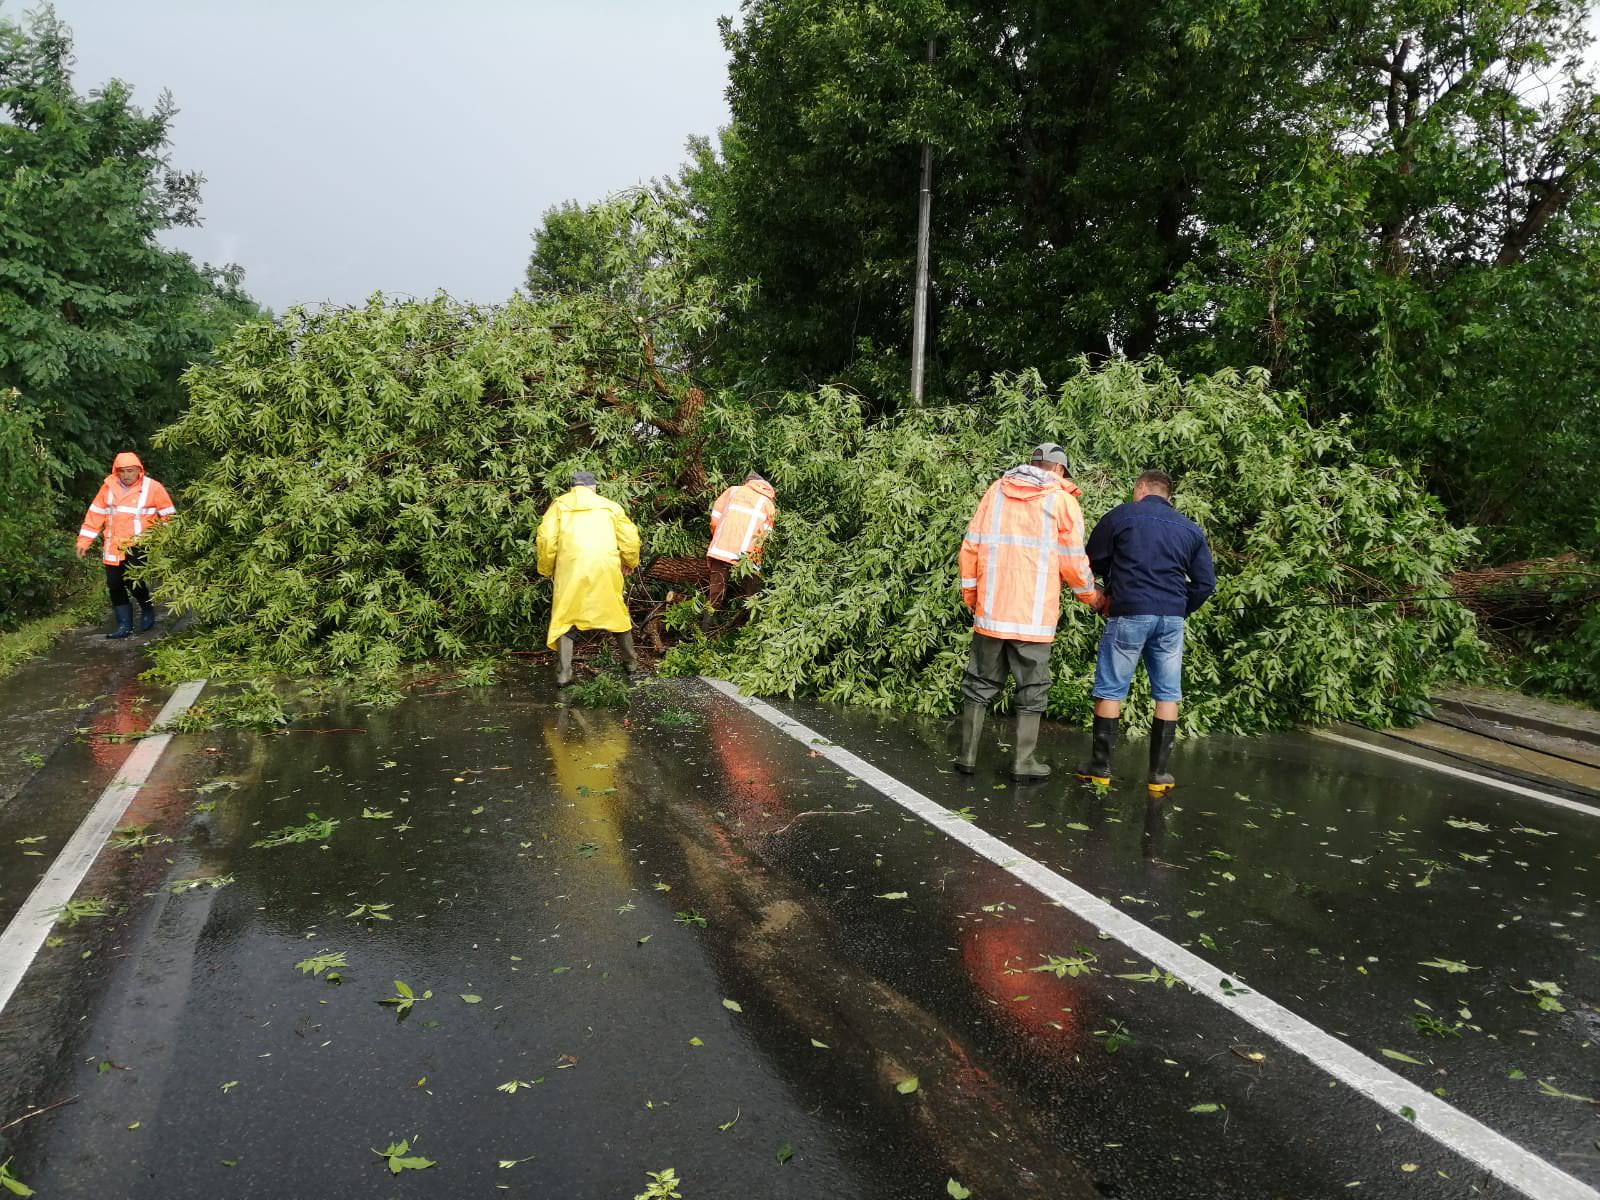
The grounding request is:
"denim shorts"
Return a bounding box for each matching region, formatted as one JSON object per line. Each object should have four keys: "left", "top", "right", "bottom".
{"left": 1092, "top": 614, "right": 1185, "bottom": 702}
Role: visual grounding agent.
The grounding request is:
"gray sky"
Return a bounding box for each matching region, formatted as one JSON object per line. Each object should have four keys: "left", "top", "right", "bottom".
{"left": 46, "top": 0, "right": 736, "bottom": 311}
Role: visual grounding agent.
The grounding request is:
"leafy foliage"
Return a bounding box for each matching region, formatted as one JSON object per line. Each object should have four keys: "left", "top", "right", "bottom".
{"left": 154, "top": 265, "right": 1475, "bottom": 734}
{"left": 146, "top": 216, "right": 742, "bottom": 688}
{"left": 673, "top": 362, "right": 1480, "bottom": 733}
{"left": 0, "top": 9, "right": 259, "bottom": 484}
{"left": 250, "top": 813, "right": 338, "bottom": 849}
{"left": 698, "top": 0, "right": 1600, "bottom": 576}
{"left": 0, "top": 392, "right": 75, "bottom": 625}
{"left": 566, "top": 673, "right": 631, "bottom": 709}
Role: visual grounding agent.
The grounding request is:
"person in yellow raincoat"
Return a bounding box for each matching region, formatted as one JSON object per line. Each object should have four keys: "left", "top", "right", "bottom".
{"left": 536, "top": 470, "right": 644, "bottom": 685}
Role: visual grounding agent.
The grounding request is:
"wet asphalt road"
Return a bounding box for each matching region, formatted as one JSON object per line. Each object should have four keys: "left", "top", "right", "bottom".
{"left": 0, "top": 663, "right": 1595, "bottom": 1199}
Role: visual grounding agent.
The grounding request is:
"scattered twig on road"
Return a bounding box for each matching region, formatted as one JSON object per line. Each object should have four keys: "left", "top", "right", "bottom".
{"left": 0, "top": 1094, "right": 79, "bottom": 1132}
{"left": 768, "top": 806, "right": 874, "bottom": 836}
{"left": 276, "top": 727, "right": 368, "bottom": 734}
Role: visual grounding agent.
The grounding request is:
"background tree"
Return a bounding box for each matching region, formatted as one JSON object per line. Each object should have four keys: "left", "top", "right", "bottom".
{"left": 0, "top": 7, "right": 259, "bottom": 485}
{"left": 697, "top": 1, "right": 1599, "bottom": 544}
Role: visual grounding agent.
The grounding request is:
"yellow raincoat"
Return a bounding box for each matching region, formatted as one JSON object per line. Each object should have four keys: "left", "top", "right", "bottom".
{"left": 536, "top": 485, "right": 641, "bottom": 649}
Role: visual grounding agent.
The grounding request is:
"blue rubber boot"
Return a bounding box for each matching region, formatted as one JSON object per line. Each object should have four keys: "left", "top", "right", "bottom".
{"left": 139, "top": 603, "right": 156, "bottom": 632}
{"left": 106, "top": 604, "right": 134, "bottom": 640}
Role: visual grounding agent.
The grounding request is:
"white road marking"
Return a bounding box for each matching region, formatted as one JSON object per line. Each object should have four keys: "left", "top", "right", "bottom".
{"left": 0, "top": 680, "right": 206, "bottom": 1019}
{"left": 1315, "top": 729, "right": 1600, "bottom": 818}
{"left": 701, "top": 677, "right": 1599, "bottom": 1200}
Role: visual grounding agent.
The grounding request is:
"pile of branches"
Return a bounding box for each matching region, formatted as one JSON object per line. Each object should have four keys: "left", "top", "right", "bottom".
{"left": 671, "top": 362, "right": 1483, "bottom": 734}
{"left": 145, "top": 297, "right": 1483, "bottom": 731}
{"left": 1447, "top": 554, "right": 1600, "bottom": 621}
{"left": 1445, "top": 554, "right": 1600, "bottom": 703}
{"left": 143, "top": 292, "right": 754, "bottom": 687}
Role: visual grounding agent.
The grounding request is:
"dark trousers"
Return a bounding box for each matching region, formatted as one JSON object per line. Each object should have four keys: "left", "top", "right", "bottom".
{"left": 706, "top": 558, "right": 761, "bottom": 610}
{"left": 960, "top": 634, "right": 1053, "bottom": 714}
{"left": 106, "top": 550, "right": 151, "bottom": 609}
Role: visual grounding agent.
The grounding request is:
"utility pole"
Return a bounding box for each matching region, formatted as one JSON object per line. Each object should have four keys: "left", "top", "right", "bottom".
{"left": 909, "top": 37, "right": 936, "bottom": 407}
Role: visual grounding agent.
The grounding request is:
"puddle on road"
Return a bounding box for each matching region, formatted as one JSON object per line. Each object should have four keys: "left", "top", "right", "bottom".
{"left": 0, "top": 671, "right": 1586, "bottom": 1199}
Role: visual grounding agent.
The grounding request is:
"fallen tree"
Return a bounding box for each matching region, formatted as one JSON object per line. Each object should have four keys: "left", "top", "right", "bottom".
{"left": 145, "top": 295, "right": 1480, "bottom": 732}
{"left": 670, "top": 363, "right": 1482, "bottom": 734}
{"left": 143, "top": 289, "right": 746, "bottom": 690}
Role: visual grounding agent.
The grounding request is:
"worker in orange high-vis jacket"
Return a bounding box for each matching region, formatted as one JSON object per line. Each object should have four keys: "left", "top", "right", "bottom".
{"left": 704, "top": 471, "right": 776, "bottom": 628}
{"left": 955, "top": 443, "right": 1105, "bottom": 780}
{"left": 76, "top": 451, "right": 175, "bottom": 639}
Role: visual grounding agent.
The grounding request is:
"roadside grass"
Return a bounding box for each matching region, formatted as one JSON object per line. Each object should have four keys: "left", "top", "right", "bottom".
{"left": 0, "top": 571, "right": 103, "bottom": 681}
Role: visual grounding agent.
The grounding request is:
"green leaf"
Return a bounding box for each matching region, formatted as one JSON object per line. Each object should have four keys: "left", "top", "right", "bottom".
{"left": 722, "top": 998, "right": 743, "bottom": 1013}
{"left": 874, "top": 891, "right": 909, "bottom": 900}
{"left": 0, "top": 1159, "right": 35, "bottom": 1197}
{"left": 1381, "top": 1049, "right": 1424, "bottom": 1065}
{"left": 895, "top": 1076, "right": 919, "bottom": 1094}
{"left": 1417, "top": 958, "right": 1475, "bottom": 974}
{"left": 1188, "top": 1103, "right": 1222, "bottom": 1114}
{"left": 775, "top": 1142, "right": 794, "bottom": 1164}
{"left": 947, "top": 1180, "right": 972, "bottom": 1199}
{"left": 460, "top": 994, "right": 482, "bottom": 1004}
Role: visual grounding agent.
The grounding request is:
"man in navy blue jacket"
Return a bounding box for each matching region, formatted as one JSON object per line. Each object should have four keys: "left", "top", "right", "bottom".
{"left": 1076, "top": 470, "right": 1215, "bottom": 791}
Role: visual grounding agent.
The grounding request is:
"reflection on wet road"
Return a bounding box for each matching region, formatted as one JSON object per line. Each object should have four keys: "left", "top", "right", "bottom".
{"left": 0, "top": 669, "right": 1595, "bottom": 1199}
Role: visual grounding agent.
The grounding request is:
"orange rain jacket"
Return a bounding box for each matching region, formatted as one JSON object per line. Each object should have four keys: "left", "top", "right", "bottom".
{"left": 77, "top": 452, "right": 175, "bottom": 566}
{"left": 706, "top": 477, "right": 776, "bottom": 567}
{"left": 959, "top": 465, "right": 1100, "bottom": 643}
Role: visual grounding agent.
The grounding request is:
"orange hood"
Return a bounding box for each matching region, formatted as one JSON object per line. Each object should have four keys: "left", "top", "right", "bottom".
{"left": 111, "top": 452, "right": 144, "bottom": 480}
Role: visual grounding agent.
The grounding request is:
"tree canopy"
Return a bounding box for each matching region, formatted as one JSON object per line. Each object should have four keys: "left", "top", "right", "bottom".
{"left": 0, "top": 7, "right": 258, "bottom": 484}
{"left": 692, "top": 0, "right": 1600, "bottom": 560}
{"left": 0, "top": 6, "right": 258, "bottom": 624}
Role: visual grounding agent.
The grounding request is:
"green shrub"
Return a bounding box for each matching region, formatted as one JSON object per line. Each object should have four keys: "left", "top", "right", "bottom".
{"left": 0, "top": 394, "right": 77, "bottom": 628}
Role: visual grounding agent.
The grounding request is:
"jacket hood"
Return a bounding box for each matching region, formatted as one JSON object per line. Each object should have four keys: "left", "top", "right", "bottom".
{"left": 562, "top": 485, "right": 614, "bottom": 511}
{"left": 742, "top": 477, "right": 776, "bottom": 501}
{"left": 1000, "top": 463, "right": 1078, "bottom": 499}
{"left": 112, "top": 451, "right": 144, "bottom": 476}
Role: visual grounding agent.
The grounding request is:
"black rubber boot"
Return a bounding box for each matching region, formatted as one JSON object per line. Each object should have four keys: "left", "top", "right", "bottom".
{"left": 138, "top": 603, "right": 156, "bottom": 632}
{"left": 1010, "top": 711, "right": 1051, "bottom": 780}
{"left": 1147, "top": 717, "right": 1177, "bottom": 793}
{"left": 105, "top": 604, "right": 133, "bottom": 640}
{"left": 1075, "top": 715, "right": 1119, "bottom": 784}
{"left": 555, "top": 633, "right": 575, "bottom": 687}
{"left": 952, "top": 702, "right": 985, "bottom": 774}
{"left": 617, "top": 632, "right": 647, "bottom": 680}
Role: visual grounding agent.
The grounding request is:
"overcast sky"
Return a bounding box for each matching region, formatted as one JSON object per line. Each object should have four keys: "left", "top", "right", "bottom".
{"left": 44, "top": 0, "right": 737, "bottom": 311}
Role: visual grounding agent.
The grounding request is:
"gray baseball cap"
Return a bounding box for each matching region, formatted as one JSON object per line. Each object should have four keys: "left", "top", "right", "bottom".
{"left": 571, "top": 470, "right": 597, "bottom": 487}
{"left": 1031, "top": 443, "right": 1068, "bottom": 468}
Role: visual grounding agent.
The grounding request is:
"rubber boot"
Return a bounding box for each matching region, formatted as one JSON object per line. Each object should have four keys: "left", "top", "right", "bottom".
{"left": 951, "top": 702, "right": 985, "bottom": 774}
{"left": 1075, "top": 715, "right": 1119, "bottom": 784}
{"left": 138, "top": 602, "right": 156, "bottom": 632}
{"left": 1147, "top": 717, "right": 1177, "bottom": 793}
{"left": 555, "top": 634, "right": 575, "bottom": 687}
{"left": 617, "top": 631, "right": 647, "bottom": 680}
{"left": 105, "top": 604, "right": 134, "bottom": 640}
{"left": 1010, "top": 711, "right": 1051, "bottom": 781}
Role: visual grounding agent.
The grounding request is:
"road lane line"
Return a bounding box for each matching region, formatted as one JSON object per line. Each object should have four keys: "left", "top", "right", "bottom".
{"left": 1315, "top": 729, "right": 1600, "bottom": 818}
{"left": 0, "top": 680, "right": 205, "bottom": 1020}
{"left": 701, "top": 677, "right": 1599, "bottom": 1200}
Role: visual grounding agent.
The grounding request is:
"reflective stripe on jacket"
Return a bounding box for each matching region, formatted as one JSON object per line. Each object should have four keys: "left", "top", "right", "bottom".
{"left": 958, "top": 465, "right": 1099, "bottom": 643}
{"left": 76, "top": 452, "right": 175, "bottom": 566}
{"left": 707, "top": 478, "right": 776, "bottom": 566}
{"left": 536, "top": 486, "right": 642, "bottom": 649}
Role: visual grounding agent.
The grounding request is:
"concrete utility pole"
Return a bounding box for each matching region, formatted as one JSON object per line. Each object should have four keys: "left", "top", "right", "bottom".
{"left": 909, "top": 37, "right": 936, "bottom": 407}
